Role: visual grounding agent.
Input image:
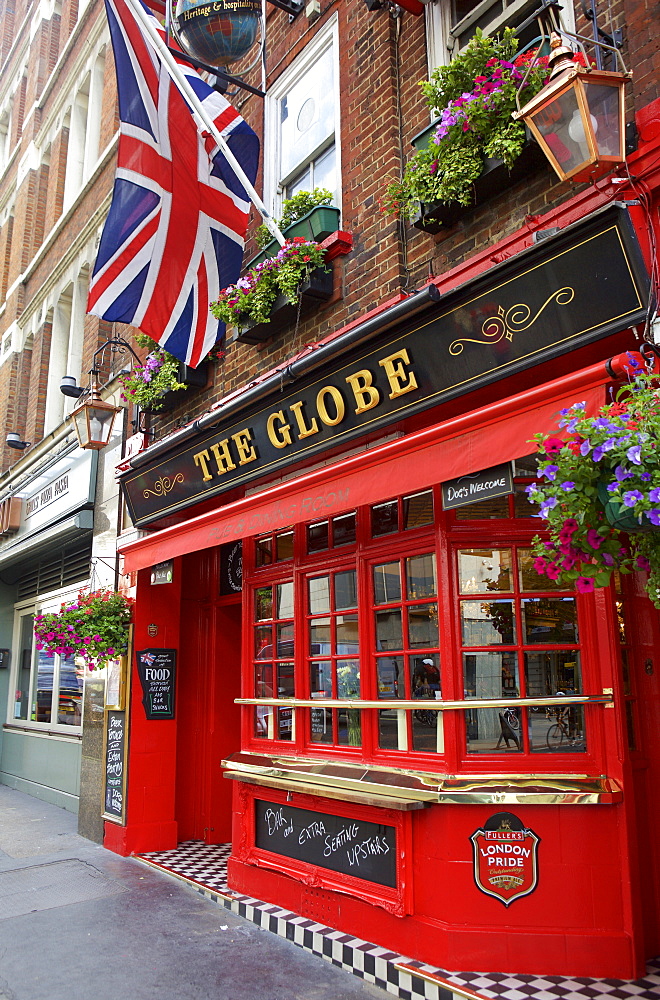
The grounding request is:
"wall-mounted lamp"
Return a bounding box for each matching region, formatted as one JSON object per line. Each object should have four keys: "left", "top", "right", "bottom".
{"left": 514, "top": 32, "right": 629, "bottom": 184}
{"left": 6, "top": 433, "right": 30, "bottom": 450}
{"left": 69, "top": 337, "right": 141, "bottom": 451}
{"left": 60, "top": 375, "right": 85, "bottom": 398}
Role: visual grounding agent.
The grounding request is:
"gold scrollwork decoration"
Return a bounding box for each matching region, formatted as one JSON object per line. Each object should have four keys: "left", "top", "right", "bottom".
{"left": 449, "top": 286, "right": 575, "bottom": 356}
{"left": 143, "top": 473, "right": 184, "bottom": 499}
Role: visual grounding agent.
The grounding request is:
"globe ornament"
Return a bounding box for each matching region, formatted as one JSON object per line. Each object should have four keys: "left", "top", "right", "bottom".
{"left": 174, "top": 0, "right": 261, "bottom": 67}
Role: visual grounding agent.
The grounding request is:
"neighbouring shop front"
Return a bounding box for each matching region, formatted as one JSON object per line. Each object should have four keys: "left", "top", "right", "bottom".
{"left": 112, "top": 204, "right": 660, "bottom": 980}
{"left": 0, "top": 445, "right": 96, "bottom": 810}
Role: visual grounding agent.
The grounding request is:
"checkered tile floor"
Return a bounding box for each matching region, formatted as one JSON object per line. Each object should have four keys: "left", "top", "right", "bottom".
{"left": 135, "top": 842, "right": 660, "bottom": 1000}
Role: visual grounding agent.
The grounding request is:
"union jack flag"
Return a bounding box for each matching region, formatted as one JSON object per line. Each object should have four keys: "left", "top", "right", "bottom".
{"left": 87, "top": 0, "right": 259, "bottom": 367}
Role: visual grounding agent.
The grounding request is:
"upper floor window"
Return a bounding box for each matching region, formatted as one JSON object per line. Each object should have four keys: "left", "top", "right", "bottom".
{"left": 264, "top": 16, "right": 340, "bottom": 213}
{"left": 426, "top": 0, "right": 574, "bottom": 70}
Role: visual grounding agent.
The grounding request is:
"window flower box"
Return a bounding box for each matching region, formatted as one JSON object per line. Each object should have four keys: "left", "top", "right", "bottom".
{"left": 233, "top": 266, "right": 334, "bottom": 345}
{"left": 248, "top": 205, "right": 341, "bottom": 268}
{"left": 138, "top": 361, "right": 208, "bottom": 413}
{"left": 413, "top": 136, "right": 547, "bottom": 233}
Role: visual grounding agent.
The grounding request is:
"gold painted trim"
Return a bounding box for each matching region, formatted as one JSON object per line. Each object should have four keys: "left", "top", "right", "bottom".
{"left": 224, "top": 771, "right": 428, "bottom": 810}
{"left": 222, "top": 752, "right": 623, "bottom": 805}
{"left": 235, "top": 695, "right": 612, "bottom": 711}
{"left": 394, "top": 964, "right": 489, "bottom": 1000}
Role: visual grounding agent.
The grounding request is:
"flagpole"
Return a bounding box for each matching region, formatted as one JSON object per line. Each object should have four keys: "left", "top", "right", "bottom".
{"left": 125, "top": 0, "right": 286, "bottom": 247}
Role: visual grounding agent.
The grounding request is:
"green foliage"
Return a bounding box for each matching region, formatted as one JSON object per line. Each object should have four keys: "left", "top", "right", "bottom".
{"left": 255, "top": 188, "right": 335, "bottom": 249}
{"left": 528, "top": 363, "right": 660, "bottom": 606}
{"left": 210, "top": 238, "right": 328, "bottom": 328}
{"left": 383, "top": 29, "right": 549, "bottom": 220}
{"left": 34, "top": 589, "right": 133, "bottom": 671}
{"left": 118, "top": 349, "right": 186, "bottom": 411}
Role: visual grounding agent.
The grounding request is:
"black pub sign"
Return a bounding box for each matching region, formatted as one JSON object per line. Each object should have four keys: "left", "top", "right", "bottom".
{"left": 136, "top": 648, "right": 177, "bottom": 719}
{"left": 442, "top": 462, "right": 514, "bottom": 510}
{"left": 122, "top": 206, "right": 649, "bottom": 526}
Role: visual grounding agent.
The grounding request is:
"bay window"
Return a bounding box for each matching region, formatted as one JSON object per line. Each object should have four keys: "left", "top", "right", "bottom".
{"left": 244, "top": 472, "right": 599, "bottom": 768}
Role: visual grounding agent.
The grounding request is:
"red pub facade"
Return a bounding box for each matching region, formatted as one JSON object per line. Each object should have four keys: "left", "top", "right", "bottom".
{"left": 108, "top": 0, "right": 660, "bottom": 984}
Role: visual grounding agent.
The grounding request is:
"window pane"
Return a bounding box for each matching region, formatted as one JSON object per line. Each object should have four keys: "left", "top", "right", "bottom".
{"left": 310, "top": 660, "right": 332, "bottom": 697}
{"left": 337, "top": 659, "right": 360, "bottom": 698}
{"left": 35, "top": 650, "right": 54, "bottom": 723}
{"left": 307, "top": 521, "right": 329, "bottom": 553}
{"left": 522, "top": 598, "right": 578, "bottom": 644}
{"left": 406, "top": 553, "right": 436, "bottom": 599}
{"left": 524, "top": 650, "right": 581, "bottom": 698}
{"left": 408, "top": 603, "right": 439, "bottom": 648}
{"left": 279, "top": 45, "right": 334, "bottom": 181}
{"left": 461, "top": 600, "right": 515, "bottom": 645}
{"left": 310, "top": 619, "right": 331, "bottom": 652}
{"left": 15, "top": 615, "right": 33, "bottom": 721}
{"left": 278, "top": 707, "right": 293, "bottom": 740}
{"left": 309, "top": 576, "right": 330, "bottom": 614}
{"left": 458, "top": 549, "right": 512, "bottom": 594}
{"left": 377, "top": 656, "right": 403, "bottom": 697}
{"left": 312, "top": 143, "right": 336, "bottom": 193}
{"left": 255, "top": 536, "right": 272, "bottom": 566}
{"left": 376, "top": 609, "right": 403, "bottom": 650}
{"left": 310, "top": 703, "right": 333, "bottom": 743}
{"left": 371, "top": 500, "right": 398, "bottom": 536}
{"left": 518, "top": 549, "right": 564, "bottom": 591}
{"left": 378, "top": 708, "right": 401, "bottom": 750}
{"left": 255, "top": 661, "right": 273, "bottom": 697}
{"left": 255, "top": 586, "right": 272, "bottom": 621}
{"left": 466, "top": 706, "right": 522, "bottom": 754}
{"left": 335, "top": 570, "right": 357, "bottom": 610}
{"left": 373, "top": 562, "right": 401, "bottom": 604}
{"left": 277, "top": 661, "right": 294, "bottom": 698}
{"left": 337, "top": 614, "right": 358, "bottom": 653}
{"left": 412, "top": 701, "right": 441, "bottom": 753}
{"left": 332, "top": 512, "right": 356, "bottom": 547}
{"left": 276, "top": 531, "right": 294, "bottom": 561}
{"left": 463, "top": 650, "right": 519, "bottom": 699}
{"left": 276, "top": 582, "right": 294, "bottom": 619}
{"left": 276, "top": 623, "right": 294, "bottom": 657}
{"left": 255, "top": 625, "right": 271, "bottom": 658}
{"left": 403, "top": 490, "right": 434, "bottom": 529}
{"left": 454, "top": 495, "right": 509, "bottom": 519}
{"left": 337, "top": 707, "right": 361, "bottom": 746}
{"left": 411, "top": 654, "right": 440, "bottom": 696}
{"left": 255, "top": 705, "right": 273, "bottom": 738}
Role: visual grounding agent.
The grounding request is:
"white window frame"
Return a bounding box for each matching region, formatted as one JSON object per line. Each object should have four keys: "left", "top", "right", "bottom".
{"left": 7, "top": 585, "right": 87, "bottom": 735}
{"left": 425, "top": 0, "right": 576, "bottom": 73}
{"left": 263, "top": 13, "right": 341, "bottom": 218}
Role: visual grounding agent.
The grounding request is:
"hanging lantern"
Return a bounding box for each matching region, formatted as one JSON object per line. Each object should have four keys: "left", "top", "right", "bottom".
{"left": 174, "top": 0, "right": 261, "bottom": 67}
{"left": 71, "top": 384, "right": 121, "bottom": 451}
{"left": 513, "top": 33, "right": 628, "bottom": 184}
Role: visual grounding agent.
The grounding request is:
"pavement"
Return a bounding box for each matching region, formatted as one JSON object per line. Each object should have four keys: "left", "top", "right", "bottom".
{"left": 0, "top": 784, "right": 386, "bottom": 1000}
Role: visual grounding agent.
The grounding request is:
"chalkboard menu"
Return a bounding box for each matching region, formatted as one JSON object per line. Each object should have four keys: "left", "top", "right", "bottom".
{"left": 136, "top": 648, "right": 176, "bottom": 719}
{"left": 104, "top": 711, "right": 127, "bottom": 822}
{"left": 255, "top": 800, "right": 397, "bottom": 887}
{"left": 220, "top": 540, "right": 242, "bottom": 595}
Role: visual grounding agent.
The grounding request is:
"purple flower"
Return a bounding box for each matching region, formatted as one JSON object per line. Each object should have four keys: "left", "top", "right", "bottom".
{"left": 540, "top": 464, "right": 559, "bottom": 481}
{"left": 560, "top": 481, "right": 575, "bottom": 491}
{"left": 648, "top": 488, "right": 660, "bottom": 504}
{"left": 580, "top": 439, "right": 592, "bottom": 456}
{"left": 586, "top": 529, "right": 603, "bottom": 549}
{"left": 626, "top": 445, "right": 642, "bottom": 465}
{"left": 539, "top": 497, "right": 558, "bottom": 516}
{"left": 647, "top": 509, "right": 660, "bottom": 526}
{"left": 636, "top": 555, "right": 652, "bottom": 571}
{"left": 622, "top": 490, "right": 644, "bottom": 507}
{"left": 615, "top": 465, "right": 634, "bottom": 482}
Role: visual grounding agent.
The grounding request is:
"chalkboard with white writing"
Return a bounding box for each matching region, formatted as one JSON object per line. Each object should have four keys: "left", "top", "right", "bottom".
{"left": 136, "top": 648, "right": 176, "bottom": 719}
{"left": 255, "top": 800, "right": 397, "bottom": 887}
{"left": 104, "top": 710, "right": 126, "bottom": 822}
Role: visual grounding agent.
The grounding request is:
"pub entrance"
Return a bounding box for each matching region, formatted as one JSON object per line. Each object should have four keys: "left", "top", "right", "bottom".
{"left": 175, "top": 549, "right": 242, "bottom": 845}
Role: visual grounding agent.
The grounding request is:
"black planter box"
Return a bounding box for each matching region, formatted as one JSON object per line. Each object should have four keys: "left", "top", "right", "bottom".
{"left": 234, "top": 266, "right": 334, "bottom": 345}
{"left": 140, "top": 361, "right": 208, "bottom": 413}
{"left": 413, "top": 139, "right": 547, "bottom": 234}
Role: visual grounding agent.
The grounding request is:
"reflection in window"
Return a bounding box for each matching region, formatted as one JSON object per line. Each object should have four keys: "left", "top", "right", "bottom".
{"left": 458, "top": 549, "right": 512, "bottom": 593}
{"left": 461, "top": 601, "right": 515, "bottom": 645}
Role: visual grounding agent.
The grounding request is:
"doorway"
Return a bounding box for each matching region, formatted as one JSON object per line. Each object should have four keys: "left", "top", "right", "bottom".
{"left": 175, "top": 579, "right": 242, "bottom": 845}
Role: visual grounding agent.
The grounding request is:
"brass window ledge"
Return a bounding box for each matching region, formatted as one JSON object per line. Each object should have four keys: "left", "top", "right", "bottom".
{"left": 235, "top": 695, "right": 613, "bottom": 711}
{"left": 222, "top": 752, "right": 623, "bottom": 805}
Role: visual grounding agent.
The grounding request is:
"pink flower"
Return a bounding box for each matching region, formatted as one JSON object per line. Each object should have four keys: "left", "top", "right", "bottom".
{"left": 575, "top": 576, "right": 595, "bottom": 593}
{"left": 586, "top": 529, "right": 603, "bottom": 550}
{"left": 636, "top": 555, "right": 651, "bottom": 572}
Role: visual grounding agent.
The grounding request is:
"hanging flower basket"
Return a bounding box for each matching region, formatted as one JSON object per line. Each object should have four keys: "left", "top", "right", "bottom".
{"left": 34, "top": 589, "right": 133, "bottom": 671}
{"left": 527, "top": 359, "right": 660, "bottom": 605}
{"left": 234, "top": 266, "right": 333, "bottom": 344}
